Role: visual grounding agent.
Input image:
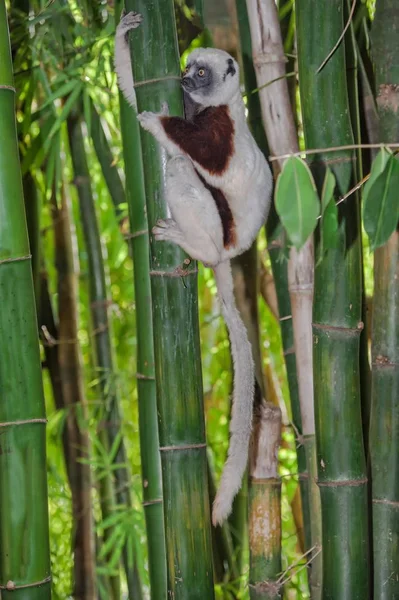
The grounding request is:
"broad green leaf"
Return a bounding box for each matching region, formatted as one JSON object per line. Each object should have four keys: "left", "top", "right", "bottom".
{"left": 363, "top": 146, "right": 391, "bottom": 205}
{"left": 275, "top": 156, "right": 320, "bottom": 249}
{"left": 363, "top": 154, "right": 399, "bottom": 250}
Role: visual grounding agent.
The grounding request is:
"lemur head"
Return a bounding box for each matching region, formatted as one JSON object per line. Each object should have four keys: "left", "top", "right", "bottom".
{"left": 182, "top": 48, "right": 240, "bottom": 108}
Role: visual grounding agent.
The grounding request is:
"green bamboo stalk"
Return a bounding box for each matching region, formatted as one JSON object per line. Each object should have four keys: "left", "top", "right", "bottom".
{"left": 123, "top": 1, "right": 214, "bottom": 597}
{"left": 236, "top": 0, "right": 312, "bottom": 564}
{"left": 344, "top": 0, "right": 372, "bottom": 450}
{"left": 296, "top": 1, "right": 370, "bottom": 597}
{"left": 0, "top": 4, "right": 51, "bottom": 597}
{"left": 53, "top": 182, "right": 97, "bottom": 599}
{"left": 369, "top": 2, "right": 399, "bottom": 597}
{"left": 249, "top": 403, "right": 282, "bottom": 600}
{"left": 67, "top": 109, "right": 122, "bottom": 600}
{"left": 207, "top": 457, "right": 239, "bottom": 582}
{"left": 89, "top": 99, "right": 127, "bottom": 226}
{"left": 114, "top": 2, "right": 168, "bottom": 598}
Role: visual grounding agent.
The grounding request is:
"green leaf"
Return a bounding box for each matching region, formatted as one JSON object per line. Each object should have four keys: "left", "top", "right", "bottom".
{"left": 39, "top": 79, "right": 79, "bottom": 113}
{"left": 363, "top": 154, "right": 399, "bottom": 250}
{"left": 321, "top": 167, "right": 336, "bottom": 212}
{"left": 318, "top": 168, "right": 338, "bottom": 262}
{"left": 45, "top": 81, "right": 84, "bottom": 147}
{"left": 275, "top": 156, "right": 320, "bottom": 249}
{"left": 363, "top": 146, "right": 391, "bottom": 205}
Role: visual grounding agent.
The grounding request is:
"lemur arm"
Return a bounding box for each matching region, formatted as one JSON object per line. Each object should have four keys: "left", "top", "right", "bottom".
{"left": 114, "top": 12, "right": 142, "bottom": 110}
{"left": 138, "top": 109, "right": 234, "bottom": 175}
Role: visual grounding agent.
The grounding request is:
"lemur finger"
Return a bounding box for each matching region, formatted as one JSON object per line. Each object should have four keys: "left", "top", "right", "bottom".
{"left": 137, "top": 111, "right": 159, "bottom": 133}
{"left": 161, "top": 102, "right": 169, "bottom": 116}
{"left": 154, "top": 218, "right": 176, "bottom": 229}
{"left": 117, "top": 11, "right": 143, "bottom": 37}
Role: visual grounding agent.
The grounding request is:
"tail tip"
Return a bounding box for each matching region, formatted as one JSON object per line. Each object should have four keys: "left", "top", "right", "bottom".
{"left": 212, "top": 492, "right": 233, "bottom": 527}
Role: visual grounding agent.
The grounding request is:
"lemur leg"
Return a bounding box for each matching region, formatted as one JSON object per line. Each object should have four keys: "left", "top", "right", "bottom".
{"left": 152, "top": 156, "right": 223, "bottom": 266}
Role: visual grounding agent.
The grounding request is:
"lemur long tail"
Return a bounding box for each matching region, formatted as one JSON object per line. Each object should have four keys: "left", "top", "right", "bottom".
{"left": 212, "top": 260, "right": 254, "bottom": 526}
{"left": 114, "top": 12, "right": 142, "bottom": 110}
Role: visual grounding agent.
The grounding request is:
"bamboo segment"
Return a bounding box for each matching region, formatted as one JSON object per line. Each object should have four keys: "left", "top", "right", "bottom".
{"left": 67, "top": 110, "right": 124, "bottom": 600}
{"left": 249, "top": 404, "right": 282, "bottom": 600}
{"left": 242, "top": 0, "right": 319, "bottom": 589}
{"left": 90, "top": 100, "right": 127, "bottom": 226}
{"left": 0, "top": 4, "right": 51, "bottom": 598}
{"left": 370, "top": 2, "right": 399, "bottom": 596}
{"left": 53, "top": 184, "right": 97, "bottom": 599}
{"left": 296, "top": 0, "right": 370, "bottom": 597}
{"left": 123, "top": 1, "right": 214, "bottom": 598}
{"left": 115, "top": 1, "right": 167, "bottom": 597}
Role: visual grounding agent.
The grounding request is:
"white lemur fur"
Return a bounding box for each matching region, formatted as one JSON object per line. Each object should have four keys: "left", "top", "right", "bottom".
{"left": 115, "top": 12, "right": 272, "bottom": 526}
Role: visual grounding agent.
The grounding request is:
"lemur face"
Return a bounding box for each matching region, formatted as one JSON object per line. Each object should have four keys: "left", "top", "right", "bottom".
{"left": 182, "top": 48, "right": 240, "bottom": 108}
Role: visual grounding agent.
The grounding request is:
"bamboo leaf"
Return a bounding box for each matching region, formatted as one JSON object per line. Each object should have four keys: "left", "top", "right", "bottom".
{"left": 46, "top": 81, "right": 84, "bottom": 145}
{"left": 275, "top": 156, "right": 320, "bottom": 249}
{"left": 363, "top": 155, "right": 399, "bottom": 250}
{"left": 318, "top": 168, "right": 338, "bottom": 262}
{"left": 321, "top": 167, "right": 336, "bottom": 212}
{"left": 363, "top": 146, "right": 391, "bottom": 205}
{"left": 39, "top": 79, "right": 79, "bottom": 112}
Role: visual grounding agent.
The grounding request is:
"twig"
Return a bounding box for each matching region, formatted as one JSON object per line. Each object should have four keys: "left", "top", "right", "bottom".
{"left": 316, "top": 0, "right": 357, "bottom": 73}
{"left": 269, "top": 142, "right": 399, "bottom": 162}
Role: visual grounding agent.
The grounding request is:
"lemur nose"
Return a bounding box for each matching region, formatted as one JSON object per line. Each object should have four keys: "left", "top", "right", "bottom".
{"left": 182, "top": 76, "right": 195, "bottom": 90}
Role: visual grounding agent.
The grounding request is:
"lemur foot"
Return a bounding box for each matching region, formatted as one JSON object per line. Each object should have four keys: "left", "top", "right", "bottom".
{"left": 117, "top": 11, "right": 142, "bottom": 38}
{"left": 152, "top": 219, "right": 180, "bottom": 242}
{"left": 167, "top": 155, "right": 191, "bottom": 175}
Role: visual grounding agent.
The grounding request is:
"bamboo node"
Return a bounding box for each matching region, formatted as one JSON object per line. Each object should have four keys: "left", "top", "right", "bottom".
{"left": 253, "top": 52, "right": 287, "bottom": 66}
{"left": 0, "top": 418, "right": 47, "bottom": 428}
{"left": 150, "top": 266, "right": 198, "bottom": 278}
{"left": 0, "top": 575, "right": 51, "bottom": 590}
{"left": 312, "top": 322, "right": 363, "bottom": 335}
{"left": 373, "top": 498, "right": 399, "bottom": 508}
{"left": 317, "top": 477, "right": 368, "bottom": 487}
{"left": 136, "top": 372, "right": 155, "bottom": 381}
{"left": 0, "top": 254, "right": 31, "bottom": 265}
{"left": 0, "top": 85, "right": 16, "bottom": 93}
{"left": 142, "top": 498, "right": 163, "bottom": 507}
{"left": 160, "top": 442, "right": 207, "bottom": 452}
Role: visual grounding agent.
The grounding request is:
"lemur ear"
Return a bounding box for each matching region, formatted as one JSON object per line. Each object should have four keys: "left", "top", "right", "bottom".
{"left": 223, "top": 58, "right": 236, "bottom": 81}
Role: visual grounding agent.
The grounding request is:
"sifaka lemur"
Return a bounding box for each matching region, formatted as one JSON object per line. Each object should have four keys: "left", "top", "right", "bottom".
{"left": 115, "top": 12, "right": 273, "bottom": 526}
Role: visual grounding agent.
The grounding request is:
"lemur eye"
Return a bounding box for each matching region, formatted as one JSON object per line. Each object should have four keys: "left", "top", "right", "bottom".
{"left": 198, "top": 68, "right": 205, "bottom": 77}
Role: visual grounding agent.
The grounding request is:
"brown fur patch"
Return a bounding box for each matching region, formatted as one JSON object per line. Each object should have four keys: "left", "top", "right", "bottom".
{"left": 161, "top": 105, "right": 235, "bottom": 175}
{"left": 196, "top": 171, "right": 236, "bottom": 248}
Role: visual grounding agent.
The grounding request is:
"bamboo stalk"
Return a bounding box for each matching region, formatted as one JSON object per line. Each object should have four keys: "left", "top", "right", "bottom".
{"left": 244, "top": 0, "right": 321, "bottom": 593}
{"left": 123, "top": 1, "right": 215, "bottom": 597}
{"left": 89, "top": 99, "right": 127, "bottom": 227}
{"left": 296, "top": 0, "right": 370, "bottom": 597}
{"left": 369, "top": 2, "right": 399, "bottom": 596}
{"left": 114, "top": 2, "right": 168, "bottom": 598}
{"left": 249, "top": 403, "right": 282, "bottom": 600}
{"left": 0, "top": 5, "right": 51, "bottom": 598}
{"left": 53, "top": 182, "right": 97, "bottom": 599}
{"left": 67, "top": 109, "right": 123, "bottom": 600}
